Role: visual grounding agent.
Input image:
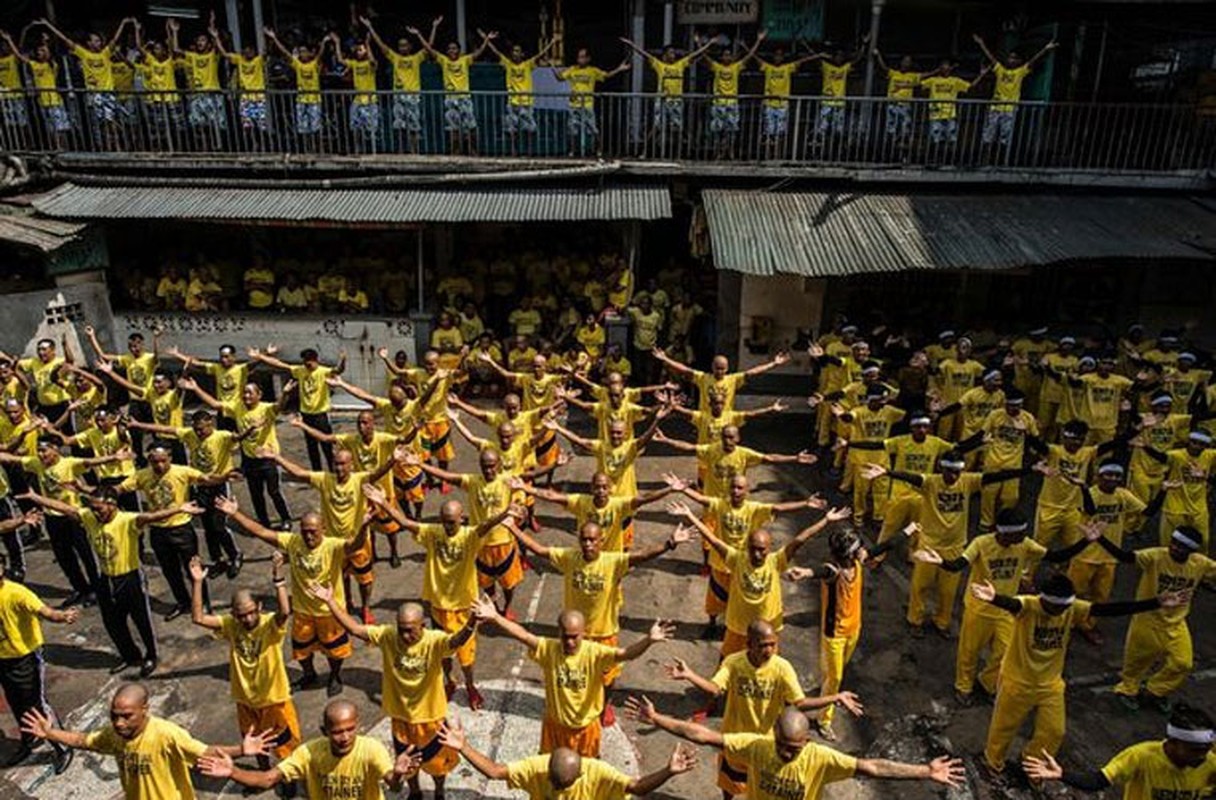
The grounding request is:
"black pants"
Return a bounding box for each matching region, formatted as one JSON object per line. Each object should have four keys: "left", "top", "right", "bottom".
{"left": 149, "top": 522, "right": 207, "bottom": 610}
{"left": 0, "top": 650, "right": 66, "bottom": 752}
{"left": 243, "top": 457, "right": 290, "bottom": 526}
{"left": 217, "top": 413, "right": 237, "bottom": 432}
{"left": 128, "top": 400, "right": 152, "bottom": 466}
{"left": 45, "top": 514, "right": 98, "bottom": 596}
{"left": 0, "top": 496, "right": 25, "bottom": 580}
{"left": 300, "top": 412, "right": 335, "bottom": 471}
{"left": 95, "top": 569, "right": 158, "bottom": 662}
{"left": 194, "top": 484, "right": 240, "bottom": 564}
{"left": 37, "top": 402, "right": 71, "bottom": 435}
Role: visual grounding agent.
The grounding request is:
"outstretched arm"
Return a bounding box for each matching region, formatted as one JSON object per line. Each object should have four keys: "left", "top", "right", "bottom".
{"left": 215, "top": 495, "right": 281, "bottom": 548}
{"left": 472, "top": 594, "right": 539, "bottom": 650}
{"left": 177, "top": 376, "right": 223, "bottom": 410}
{"left": 437, "top": 720, "right": 509, "bottom": 781}
{"left": 263, "top": 29, "right": 293, "bottom": 60}
{"left": 189, "top": 558, "right": 224, "bottom": 629}
{"left": 1025, "top": 39, "right": 1058, "bottom": 70}
{"left": 288, "top": 414, "right": 338, "bottom": 444}
{"left": 37, "top": 18, "right": 79, "bottom": 51}
{"left": 651, "top": 348, "right": 696, "bottom": 376}
{"left": 625, "top": 695, "right": 725, "bottom": 749}
{"left": 328, "top": 375, "right": 379, "bottom": 407}
{"left": 669, "top": 500, "right": 729, "bottom": 559}
{"left": 784, "top": 507, "right": 849, "bottom": 560}
{"left": 309, "top": 583, "right": 371, "bottom": 641}
{"left": 971, "top": 33, "right": 998, "bottom": 66}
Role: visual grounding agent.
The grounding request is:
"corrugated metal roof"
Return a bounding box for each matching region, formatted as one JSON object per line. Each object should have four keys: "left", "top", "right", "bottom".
{"left": 0, "top": 210, "right": 88, "bottom": 252}
{"left": 31, "top": 183, "right": 671, "bottom": 223}
{"left": 703, "top": 191, "right": 1216, "bottom": 277}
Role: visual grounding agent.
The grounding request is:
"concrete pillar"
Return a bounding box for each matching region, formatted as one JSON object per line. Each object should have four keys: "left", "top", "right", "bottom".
{"left": 225, "top": 0, "right": 243, "bottom": 54}
{"left": 862, "top": 0, "right": 884, "bottom": 97}
{"left": 251, "top": 0, "right": 266, "bottom": 54}
{"left": 456, "top": 0, "right": 468, "bottom": 52}
{"left": 629, "top": 0, "right": 645, "bottom": 143}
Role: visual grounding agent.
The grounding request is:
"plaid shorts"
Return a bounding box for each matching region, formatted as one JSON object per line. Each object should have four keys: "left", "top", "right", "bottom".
{"left": 295, "top": 101, "right": 321, "bottom": 134}
{"left": 652, "top": 97, "right": 684, "bottom": 130}
{"left": 87, "top": 92, "right": 120, "bottom": 123}
{"left": 443, "top": 96, "right": 476, "bottom": 132}
{"left": 505, "top": 104, "right": 537, "bottom": 134}
{"left": 2, "top": 96, "right": 29, "bottom": 127}
{"left": 929, "top": 117, "right": 958, "bottom": 143}
{"left": 710, "top": 103, "right": 740, "bottom": 133}
{"left": 42, "top": 105, "right": 71, "bottom": 132}
{"left": 568, "top": 106, "right": 598, "bottom": 137}
{"left": 188, "top": 94, "right": 227, "bottom": 129}
{"left": 763, "top": 105, "right": 788, "bottom": 136}
{"left": 349, "top": 101, "right": 381, "bottom": 133}
{"left": 885, "top": 103, "right": 912, "bottom": 136}
{"left": 239, "top": 98, "right": 268, "bottom": 130}
{"left": 983, "top": 109, "right": 1016, "bottom": 145}
{"left": 817, "top": 104, "right": 845, "bottom": 134}
{"left": 391, "top": 93, "right": 422, "bottom": 132}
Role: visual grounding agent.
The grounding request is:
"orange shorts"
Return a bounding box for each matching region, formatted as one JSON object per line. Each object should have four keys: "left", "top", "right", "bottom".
{"left": 237, "top": 701, "right": 301, "bottom": 760}
{"left": 372, "top": 510, "right": 402, "bottom": 537}
{"left": 391, "top": 718, "right": 459, "bottom": 776}
{"left": 394, "top": 465, "right": 426, "bottom": 504}
{"left": 534, "top": 430, "right": 559, "bottom": 468}
{"left": 430, "top": 606, "right": 476, "bottom": 667}
{"left": 586, "top": 633, "right": 621, "bottom": 685}
{"left": 422, "top": 421, "right": 455, "bottom": 462}
{"left": 717, "top": 752, "right": 749, "bottom": 795}
{"left": 343, "top": 535, "right": 375, "bottom": 586}
{"left": 705, "top": 568, "right": 730, "bottom": 617}
{"left": 477, "top": 541, "right": 524, "bottom": 590}
{"left": 292, "top": 613, "right": 353, "bottom": 661}
{"left": 621, "top": 517, "right": 634, "bottom": 551}
{"left": 540, "top": 716, "right": 601, "bottom": 758}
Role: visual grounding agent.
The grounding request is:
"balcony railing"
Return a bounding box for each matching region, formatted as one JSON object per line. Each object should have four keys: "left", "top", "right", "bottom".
{"left": 2, "top": 88, "right": 1213, "bottom": 174}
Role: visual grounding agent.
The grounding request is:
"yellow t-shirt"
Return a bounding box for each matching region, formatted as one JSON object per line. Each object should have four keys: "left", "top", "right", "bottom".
{"left": 387, "top": 50, "right": 425, "bottom": 92}
{"left": 179, "top": 50, "right": 220, "bottom": 91}
{"left": 981, "top": 409, "right": 1039, "bottom": 470}
{"left": 917, "top": 472, "right": 983, "bottom": 553}
{"left": 697, "top": 443, "right": 764, "bottom": 499}
{"left": 593, "top": 400, "right": 647, "bottom": 441}
{"left": 215, "top": 612, "right": 289, "bottom": 707}
{"left": 991, "top": 63, "right": 1031, "bottom": 112}
{"left": 1038, "top": 444, "right": 1096, "bottom": 511}
{"left": 884, "top": 434, "right": 952, "bottom": 498}
{"left": 760, "top": 62, "right": 797, "bottom": 108}
{"left": 227, "top": 54, "right": 266, "bottom": 99}
{"left": 722, "top": 733, "right": 857, "bottom": 800}
{"left": 1001, "top": 596, "right": 1092, "bottom": 688}
{"left": 336, "top": 431, "right": 397, "bottom": 489}
{"left": 691, "top": 409, "right": 744, "bottom": 446}
{"left": 342, "top": 57, "right": 378, "bottom": 103}
{"left": 1129, "top": 547, "right": 1216, "bottom": 626}
{"left": 886, "top": 68, "right": 920, "bottom": 100}
{"left": 200, "top": 361, "right": 249, "bottom": 407}
{"left": 695, "top": 371, "right": 745, "bottom": 413}
{"left": 84, "top": 717, "right": 208, "bottom": 800}
{"left": 28, "top": 61, "right": 61, "bottom": 107}
{"left": 921, "top": 75, "right": 971, "bottom": 120}
{"left": 18, "top": 356, "right": 69, "bottom": 405}
{"left": 1079, "top": 486, "right": 1146, "bottom": 564}
{"left": 244, "top": 268, "right": 275, "bottom": 308}
{"left": 706, "top": 498, "right": 773, "bottom": 573}
{"left": 575, "top": 324, "right": 606, "bottom": 359}
{"left": 846, "top": 405, "right": 905, "bottom": 444}
{"left": 508, "top": 346, "right": 540, "bottom": 373}
{"left": 459, "top": 473, "right": 514, "bottom": 547}
{"left": 1080, "top": 373, "right": 1133, "bottom": 431}
{"left": 560, "top": 65, "right": 608, "bottom": 109}
{"left": 74, "top": 45, "right": 114, "bottom": 91}
{"left": 529, "top": 637, "right": 617, "bottom": 728}
{"left": 291, "top": 57, "right": 322, "bottom": 103}
{"left": 79, "top": 508, "right": 142, "bottom": 577}
{"left": 935, "top": 358, "right": 985, "bottom": 404}
{"left": 21, "top": 455, "right": 88, "bottom": 513}
{"left": 820, "top": 62, "right": 851, "bottom": 106}
{"left": 223, "top": 400, "right": 280, "bottom": 457}
{"left": 372, "top": 397, "right": 421, "bottom": 438}
{"left": 960, "top": 386, "right": 1006, "bottom": 438}
{"left": 647, "top": 55, "right": 691, "bottom": 97}
{"left": 0, "top": 55, "right": 20, "bottom": 91}
{"left": 112, "top": 60, "right": 134, "bottom": 96}
{"left": 430, "top": 327, "right": 463, "bottom": 354}
{"left": 712, "top": 652, "right": 804, "bottom": 734}
{"left": 962, "top": 535, "right": 1046, "bottom": 617}
{"left": 291, "top": 364, "right": 334, "bottom": 415}
{"left": 138, "top": 55, "right": 179, "bottom": 102}
{"left": 506, "top": 754, "right": 631, "bottom": 800}
{"left": 501, "top": 56, "right": 537, "bottom": 105}
{"left": 366, "top": 625, "right": 452, "bottom": 723}
{"left": 277, "top": 735, "right": 394, "bottom": 800}
{"left": 1101, "top": 740, "right": 1216, "bottom": 800}
{"left": 710, "top": 60, "right": 745, "bottom": 104}
{"left": 308, "top": 470, "right": 370, "bottom": 541}
{"left": 724, "top": 546, "right": 789, "bottom": 634}
{"left": 517, "top": 372, "right": 561, "bottom": 411}
{"left": 118, "top": 352, "right": 156, "bottom": 393}
{"left": 592, "top": 439, "right": 642, "bottom": 496}
{"left": 549, "top": 548, "right": 630, "bottom": 637}
{"left": 148, "top": 388, "right": 183, "bottom": 428}
{"left": 628, "top": 308, "right": 664, "bottom": 351}
{"left": 404, "top": 368, "right": 455, "bottom": 423}
{"left": 509, "top": 308, "right": 542, "bottom": 337}
{"left": 1163, "top": 448, "right": 1216, "bottom": 516}
{"left": 175, "top": 427, "right": 238, "bottom": 476}
{"left": 276, "top": 533, "right": 346, "bottom": 617}
{"left": 565, "top": 494, "right": 632, "bottom": 553}
{"left": 414, "top": 523, "right": 484, "bottom": 609}
{"left": 0, "top": 580, "right": 44, "bottom": 659}
{"left": 83, "top": 427, "right": 135, "bottom": 479}
{"left": 119, "top": 465, "right": 205, "bottom": 527}
{"left": 1040, "top": 352, "right": 1078, "bottom": 403}
{"left": 439, "top": 53, "right": 474, "bottom": 94}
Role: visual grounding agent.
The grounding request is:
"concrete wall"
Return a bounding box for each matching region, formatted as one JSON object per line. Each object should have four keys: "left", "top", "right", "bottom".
{"left": 0, "top": 282, "right": 116, "bottom": 362}
{"left": 735, "top": 274, "right": 825, "bottom": 375}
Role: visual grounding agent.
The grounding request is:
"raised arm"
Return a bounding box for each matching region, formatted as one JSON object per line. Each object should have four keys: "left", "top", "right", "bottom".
{"left": 475, "top": 29, "right": 504, "bottom": 59}
{"left": 855, "top": 756, "right": 965, "bottom": 788}
{"left": 215, "top": 495, "right": 281, "bottom": 548}
{"left": 784, "top": 506, "right": 849, "bottom": 560}
{"left": 669, "top": 500, "right": 728, "bottom": 559}
{"left": 37, "top": 17, "right": 79, "bottom": 52}
{"left": 627, "top": 523, "right": 691, "bottom": 567}
{"left": 287, "top": 414, "right": 338, "bottom": 444}
{"left": 177, "top": 376, "right": 223, "bottom": 410}
{"left": 617, "top": 36, "right": 649, "bottom": 59}
{"left": 248, "top": 346, "right": 293, "bottom": 373}
{"left": 188, "top": 557, "right": 224, "bottom": 629}
{"left": 651, "top": 348, "right": 696, "bottom": 376}
{"left": 263, "top": 28, "right": 293, "bottom": 60}
{"left": 20, "top": 490, "right": 81, "bottom": 521}
{"left": 95, "top": 361, "right": 145, "bottom": 397}
{"left": 544, "top": 419, "right": 594, "bottom": 451}
{"left": 472, "top": 593, "right": 540, "bottom": 650}
{"left": 625, "top": 695, "right": 725, "bottom": 749}
{"left": 437, "top": 719, "right": 509, "bottom": 782}
{"left": 971, "top": 33, "right": 998, "bottom": 66}
{"left": 327, "top": 374, "right": 379, "bottom": 407}
{"left": 308, "top": 582, "right": 370, "bottom": 641}
{"left": 208, "top": 23, "right": 231, "bottom": 58}
{"left": 407, "top": 17, "right": 443, "bottom": 57}
{"left": 261, "top": 449, "right": 312, "bottom": 482}
{"left": 616, "top": 619, "right": 676, "bottom": 663}
{"left": 448, "top": 412, "right": 487, "bottom": 450}
{"left": 1025, "top": 39, "right": 1058, "bottom": 70}
{"left": 359, "top": 16, "right": 392, "bottom": 57}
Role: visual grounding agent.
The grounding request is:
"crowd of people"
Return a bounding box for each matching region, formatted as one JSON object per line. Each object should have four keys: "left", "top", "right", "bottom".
{"left": 0, "top": 11, "right": 1058, "bottom": 158}
{"left": 0, "top": 309, "right": 1212, "bottom": 800}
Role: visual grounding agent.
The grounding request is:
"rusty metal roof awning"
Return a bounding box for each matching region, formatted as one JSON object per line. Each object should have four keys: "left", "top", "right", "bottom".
{"left": 702, "top": 191, "right": 1216, "bottom": 277}
{"left": 0, "top": 209, "right": 89, "bottom": 252}
{"left": 31, "top": 182, "right": 672, "bottom": 223}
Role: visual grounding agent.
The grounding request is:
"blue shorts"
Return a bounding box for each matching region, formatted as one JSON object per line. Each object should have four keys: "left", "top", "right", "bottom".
{"left": 42, "top": 105, "right": 71, "bottom": 132}
{"left": 763, "top": 105, "right": 788, "bottom": 136}
{"left": 443, "top": 96, "right": 476, "bottom": 132}
{"left": 505, "top": 104, "right": 537, "bottom": 134}
{"left": 188, "top": 94, "right": 227, "bottom": 129}
{"left": 652, "top": 97, "right": 684, "bottom": 130}
{"left": 1, "top": 96, "right": 29, "bottom": 127}
{"left": 710, "top": 103, "right": 740, "bottom": 133}
{"left": 349, "top": 101, "right": 381, "bottom": 133}
{"left": 391, "top": 93, "right": 421, "bottom": 132}
{"left": 295, "top": 101, "right": 321, "bottom": 134}
{"left": 87, "top": 92, "right": 120, "bottom": 123}
{"left": 568, "top": 107, "right": 598, "bottom": 137}
{"left": 239, "top": 98, "right": 268, "bottom": 130}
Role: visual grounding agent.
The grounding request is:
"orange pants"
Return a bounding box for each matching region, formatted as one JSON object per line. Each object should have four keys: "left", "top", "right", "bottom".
{"left": 393, "top": 464, "right": 426, "bottom": 504}
{"left": 237, "top": 701, "right": 301, "bottom": 760}
{"left": 422, "top": 420, "right": 455, "bottom": 462}
{"left": 705, "top": 569, "right": 730, "bottom": 616}
{"left": 540, "top": 716, "right": 601, "bottom": 758}
{"left": 535, "top": 430, "right": 559, "bottom": 467}
{"left": 343, "top": 535, "right": 375, "bottom": 587}
{"left": 718, "top": 753, "right": 749, "bottom": 796}
{"left": 291, "top": 613, "right": 353, "bottom": 661}
{"left": 431, "top": 606, "right": 476, "bottom": 668}
{"left": 391, "top": 719, "right": 459, "bottom": 776}
{"left": 587, "top": 633, "right": 621, "bottom": 685}
{"left": 477, "top": 541, "right": 524, "bottom": 591}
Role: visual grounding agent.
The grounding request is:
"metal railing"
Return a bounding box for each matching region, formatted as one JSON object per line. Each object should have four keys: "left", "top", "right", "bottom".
{"left": 1, "top": 88, "right": 1213, "bottom": 173}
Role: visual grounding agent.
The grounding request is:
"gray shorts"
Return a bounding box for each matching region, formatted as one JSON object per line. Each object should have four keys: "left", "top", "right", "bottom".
{"left": 653, "top": 97, "right": 684, "bottom": 130}
{"left": 444, "top": 96, "right": 477, "bottom": 132}
{"left": 391, "top": 93, "right": 422, "bottom": 132}
{"left": 710, "top": 103, "right": 740, "bottom": 133}
{"left": 929, "top": 118, "right": 958, "bottom": 143}
{"left": 568, "top": 107, "right": 598, "bottom": 137}
{"left": 188, "top": 93, "right": 227, "bottom": 129}
{"left": 505, "top": 104, "right": 537, "bottom": 134}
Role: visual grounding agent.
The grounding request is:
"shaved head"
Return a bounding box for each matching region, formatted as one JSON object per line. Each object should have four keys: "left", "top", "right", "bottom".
{"left": 114, "top": 683, "right": 149, "bottom": 708}
{"left": 747, "top": 619, "right": 775, "bottom": 641}
{"left": 775, "top": 707, "right": 809, "bottom": 740}
{"left": 548, "top": 747, "right": 583, "bottom": 789}
{"left": 558, "top": 609, "right": 586, "bottom": 632}
{"left": 323, "top": 699, "right": 359, "bottom": 729}
{"left": 398, "top": 602, "right": 424, "bottom": 624}
{"left": 232, "top": 588, "right": 256, "bottom": 607}
{"left": 748, "top": 529, "right": 772, "bottom": 549}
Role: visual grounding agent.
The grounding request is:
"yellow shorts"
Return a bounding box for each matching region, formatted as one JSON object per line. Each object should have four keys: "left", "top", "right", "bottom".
{"left": 343, "top": 535, "right": 375, "bottom": 586}
{"left": 477, "top": 541, "right": 524, "bottom": 590}
{"left": 587, "top": 633, "right": 621, "bottom": 685}
{"left": 718, "top": 753, "right": 749, "bottom": 796}
{"left": 422, "top": 420, "right": 455, "bottom": 462}
{"left": 430, "top": 606, "right": 476, "bottom": 667}
{"left": 237, "top": 701, "right": 301, "bottom": 760}
{"left": 540, "top": 716, "right": 601, "bottom": 758}
{"left": 291, "top": 613, "right": 353, "bottom": 661}
{"left": 535, "top": 430, "right": 559, "bottom": 467}
{"left": 394, "top": 465, "right": 426, "bottom": 504}
{"left": 391, "top": 718, "right": 459, "bottom": 776}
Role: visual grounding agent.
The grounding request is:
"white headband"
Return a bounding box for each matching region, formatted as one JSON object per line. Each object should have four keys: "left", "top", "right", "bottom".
{"left": 1172, "top": 528, "right": 1202, "bottom": 551}
{"left": 1040, "top": 593, "right": 1076, "bottom": 605}
{"left": 1166, "top": 724, "right": 1215, "bottom": 745}
{"left": 996, "top": 523, "right": 1029, "bottom": 534}
{"left": 940, "top": 459, "right": 965, "bottom": 470}
{"left": 984, "top": 370, "right": 1002, "bottom": 382}
{"left": 910, "top": 416, "right": 932, "bottom": 426}
{"left": 1189, "top": 431, "right": 1212, "bottom": 444}
{"left": 1098, "top": 464, "right": 1125, "bottom": 476}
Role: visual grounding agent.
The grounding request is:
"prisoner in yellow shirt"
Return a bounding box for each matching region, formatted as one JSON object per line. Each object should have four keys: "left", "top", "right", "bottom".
{"left": 917, "top": 473, "right": 984, "bottom": 550}
{"left": 1078, "top": 373, "right": 1133, "bottom": 433}
{"left": 1000, "top": 596, "right": 1092, "bottom": 687}
{"left": 723, "top": 546, "right": 789, "bottom": 635}
{"left": 549, "top": 548, "right": 630, "bottom": 637}
{"left": 222, "top": 400, "right": 280, "bottom": 457}
{"left": 291, "top": 364, "right": 334, "bottom": 415}
{"left": 366, "top": 625, "right": 452, "bottom": 722}
{"left": 981, "top": 409, "right": 1039, "bottom": 470}
{"left": 886, "top": 69, "right": 920, "bottom": 100}
{"left": 692, "top": 409, "right": 745, "bottom": 446}
{"left": 820, "top": 62, "right": 851, "bottom": 107}
{"left": 138, "top": 55, "right": 179, "bottom": 103}
{"left": 342, "top": 57, "right": 378, "bottom": 104}
{"left": 18, "top": 356, "right": 69, "bottom": 406}
{"left": 0, "top": 54, "right": 21, "bottom": 92}
{"left": 710, "top": 60, "right": 745, "bottom": 104}
{"left": 0, "top": 580, "right": 45, "bottom": 659}
{"left": 559, "top": 65, "right": 609, "bottom": 109}
{"left": 387, "top": 51, "right": 425, "bottom": 92}
{"left": 1100, "top": 739, "right": 1216, "bottom": 800}
{"left": 695, "top": 371, "right": 745, "bottom": 412}
{"left": 529, "top": 637, "right": 618, "bottom": 728}
{"left": 506, "top": 754, "right": 631, "bottom": 800}
{"left": 647, "top": 55, "right": 692, "bottom": 96}
{"left": 74, "top": 45, "right": 114, "bottom": 91}
{"left": 308, "top": 470, "right": 370, "bottom": 540}
{"left": 148, "top": 388, "right": 184, "bottom": 428}
{"left": 921, "top": 75, "right": 971, "bottom": 120}
{"left": 227, "top": 54, "right": 265, "bottom": 100}
{"left": 459, "top": 473, "right": 514, "bottom": 547}
{"left": 215, "top": 613, "right": 290, "bottom": 708}
{"left": 712, "top": 652, "right": 805, "bottom": 734}
{"left": 961, "top": 535, "right": 1046, "bottom": 617}
{"left": 501, "top": 56, "right": 537, "bottom": 105}
{"left": 175, "top": 427, "right": 239, "bottom": 476}
{"left": 722, "top": 732, "right": 857, "bottom": 800}
{"left": 592, "top": 439, "right": 643, "bottom": 497}
{"left": 178, "top": 50, "right": 220, "bottom": 91}
{"left": 278, "top": 735, "right": 395, "bottom": 800}
{"left": 118, "top": 465, "right": 206, "bottom": 527}
{"left": 276, "top": 533, "right": 346, "bottom": 617}
{"left": 20, "top": 455, "right": 88, "bottom": 511}
{"left": 290, "top": 57, "right": 322, "bottom": 104}
{"left": 991, "top": 63, "right": 1031, "bottom": 113}
{"left": 697, "top": 443, "right": 763, "bottom": 499}
{"left": 83, "top": 426, "right": 135, "bottom": 480}
{"left": 1127, "top": 547, "right": 1216, "bottom": 626}
{"left": 438, "top": 53, "right": 473, "bottom": 94}
{"left": 79, "top": 508, "right": 142, "bottom": 577}
{"left": 28, "top": 61, "right": 62, "bottom": 107}
{"left": 565, "top": 494, "right": 632, "bottom": 553}
{"left": 593, "top": 401, "right": 647, "bottom": 440}
{"left": 706, "top": 498, "right": 772, "bottom": 572}
{"left": 759, "top": 61, "right": 797, "bottom": 108}
{"left": 1038, "top": 444, "right": 1096, "bottom": 512}
{"left": 1078, "top": 486, "right": 1145, "bottom": 564}
{"left": 414, "top": 523, "right": 484, "bottom": 609}
{"left": 200, "top": 360, "right": 250, "bottom": 406}
{"left": 1163, "top": 448, "right": 1216, "bottom": 519}
{"left": 83, "top": 716, "right": 209, "bottom": 800}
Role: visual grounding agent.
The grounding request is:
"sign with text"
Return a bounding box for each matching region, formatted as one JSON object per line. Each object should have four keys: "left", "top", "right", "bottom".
{"left": 762, "top": 0, "right": 824, "bottom": 42}
{"left": 676, "top": 0, "right": 759, "bottom": 24}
